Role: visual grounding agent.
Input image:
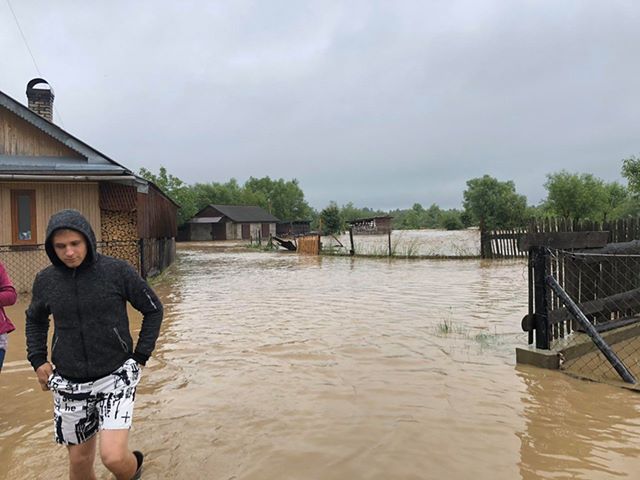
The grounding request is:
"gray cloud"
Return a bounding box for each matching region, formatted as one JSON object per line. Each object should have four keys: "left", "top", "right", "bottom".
{"left": 2, "top": 0, "right": 638, "bottom": 210}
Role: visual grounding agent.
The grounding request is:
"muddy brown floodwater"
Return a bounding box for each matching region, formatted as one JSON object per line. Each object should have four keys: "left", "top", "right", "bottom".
{"left": 2, "top": 243, "right": 640, "bottom": 479}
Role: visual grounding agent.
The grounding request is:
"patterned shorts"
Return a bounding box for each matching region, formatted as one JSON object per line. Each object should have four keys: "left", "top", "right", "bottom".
{"left": 47, "top": 358, "right": 141, "bottom": 445}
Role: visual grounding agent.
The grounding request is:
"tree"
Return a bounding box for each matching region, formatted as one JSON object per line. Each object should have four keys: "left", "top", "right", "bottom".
{"left": 439, "top": 209, "right": 464, "bottom": 230}
{"left": 319, "top": 202, "right": 342, "bottom": 235}
{"left": 543, "top": 171, "right": 608, "bottom": 222}
{"left": 619, "top": 156, "right": 640, "bottom": 216}
{"left": 401, "top": 203, "right": 425, "bottom": 229}
{"left": 190, "top": 178, "right": 246, "bottom": 209}
{"left": 139, "top": 166, "right": 197, "bottom": 225}
{"left": 603, "top": 182, "right": 628, "bottom": 221}
{"left": 622, "top": 156, "right": 640, "bottom": 196}
{"left": 340, "top": 202, "right": 385, "bottom": 223}
{"left": 244, "top": 176, "right": 313, "bottom": 221}
{"left": 424, "top": 204, "right": 443, "bottom": 228}
{"left": 463, "top": 175, "right": 527, "bottom": 229}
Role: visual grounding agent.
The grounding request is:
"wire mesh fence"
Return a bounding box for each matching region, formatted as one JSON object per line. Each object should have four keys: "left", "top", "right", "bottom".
{"left": 0, "top": 244, "right": 50, "bottom": 293}
{"left": 0, "top": 241, "right": 141, "bottom": 293}
{"left": 546, "top": 248, "right": 640, "bottom": 384}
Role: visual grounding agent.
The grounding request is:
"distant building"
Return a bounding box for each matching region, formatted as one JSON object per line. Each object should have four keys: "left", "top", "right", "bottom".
{"left": 348, "top": 216, "right": 394, "bottom": 235}
{"left": 276, "top": 220, "right": 312, "bottom": 237}
{"left": 179, "top": 204, "right": 280, "bottom": 241}
{"left": 0, "top": 78, "right": 178, "bottom": 290}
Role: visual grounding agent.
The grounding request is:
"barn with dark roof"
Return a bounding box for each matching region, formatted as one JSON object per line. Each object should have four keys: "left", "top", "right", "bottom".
{"left": 179, "top": 204, "right": 280, "bottom": 241}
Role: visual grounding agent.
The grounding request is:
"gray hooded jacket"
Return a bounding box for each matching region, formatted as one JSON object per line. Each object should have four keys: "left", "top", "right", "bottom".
{"left": 25, "top": 209, "right": 163, "bottom": 381}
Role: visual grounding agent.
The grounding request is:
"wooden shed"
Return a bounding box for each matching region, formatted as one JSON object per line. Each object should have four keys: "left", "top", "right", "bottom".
{"left": 276, "top": 220, "right": 312, "bottom": 237}
{"left": 179, "top": 204, "right": 280, "bottom": 241}
{"left": 0, "top": 79, "right": 178, "bottom": 290}
{"left": 349, "top": 216, "right": 394, "bottom": 235}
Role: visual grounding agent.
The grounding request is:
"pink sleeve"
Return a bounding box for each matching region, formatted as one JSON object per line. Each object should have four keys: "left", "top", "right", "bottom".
{"left": 0, "top": 263, "right": 17, "bottom": 307}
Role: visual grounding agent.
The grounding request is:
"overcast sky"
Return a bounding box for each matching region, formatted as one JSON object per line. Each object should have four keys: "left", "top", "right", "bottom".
{"left": 2, "top": 1, "right": 639, "bottom": 211}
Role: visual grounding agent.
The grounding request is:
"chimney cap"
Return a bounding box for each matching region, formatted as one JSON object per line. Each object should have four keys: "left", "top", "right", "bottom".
{"left": 26, "top": 78, "right": 54, "bottom": 95}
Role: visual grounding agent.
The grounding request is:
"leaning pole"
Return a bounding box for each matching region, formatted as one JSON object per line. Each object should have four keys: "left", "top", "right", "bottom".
{"left": 546, "top": 275, "right": 636, "bottom": 384}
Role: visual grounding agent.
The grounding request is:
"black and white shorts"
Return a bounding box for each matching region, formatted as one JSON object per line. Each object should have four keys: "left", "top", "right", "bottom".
{"left": 47, "top": 358, "right": 141, "bottom": 445}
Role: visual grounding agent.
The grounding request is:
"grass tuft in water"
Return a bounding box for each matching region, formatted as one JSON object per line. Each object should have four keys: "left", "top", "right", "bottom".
{"left": 436, "top": 318, "right": 468, "bottom": 336}
{"left": 437, "top": 318, "right": 453, "bottom": 334}
{"left": 473, "top": 329, "right": 502, "bottom": 349}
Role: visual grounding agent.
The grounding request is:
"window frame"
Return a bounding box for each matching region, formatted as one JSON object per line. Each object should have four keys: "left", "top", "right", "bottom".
{"left": 11, "top": 189, "right": 37, "bottom": 245}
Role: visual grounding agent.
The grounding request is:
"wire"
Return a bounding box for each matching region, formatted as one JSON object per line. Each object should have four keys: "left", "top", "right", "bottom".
{"left": 5, "top": 0, "right": 65, "bottom": 127}
{"left": 6, "top": 0, "right": 42, "bottom": 76}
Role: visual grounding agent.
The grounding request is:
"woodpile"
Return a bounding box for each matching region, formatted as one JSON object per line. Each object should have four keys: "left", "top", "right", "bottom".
{"left": 102, "top": 210, "right": 137, "bottom": 241}
{"left": 100, "top": 210, "right": 139, "bottom": 270}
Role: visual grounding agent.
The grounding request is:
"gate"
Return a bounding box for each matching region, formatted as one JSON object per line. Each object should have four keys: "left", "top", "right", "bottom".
{"left": 520, "top": 232, "right": 640, "bottom": 385}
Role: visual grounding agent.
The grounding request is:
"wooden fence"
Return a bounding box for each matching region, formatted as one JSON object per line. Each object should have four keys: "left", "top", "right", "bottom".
{"left": 297, "top": 234, "right": 321, "bottom": 255}
{"left": 482, "top": 217, "right": 640, "bottom": 259}
{"left": 529, "top": 217, "right": 640, "bottom": 243}
{"left": 480, "top": 229, "right": 527, "bottom": 258}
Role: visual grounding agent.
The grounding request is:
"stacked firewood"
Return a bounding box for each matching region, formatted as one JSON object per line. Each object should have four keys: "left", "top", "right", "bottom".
{"left": 102, "top": 211, "right": 137, "bottom": 241}
{"left": 100, "top": 211, "right": 139, "bottom": 269}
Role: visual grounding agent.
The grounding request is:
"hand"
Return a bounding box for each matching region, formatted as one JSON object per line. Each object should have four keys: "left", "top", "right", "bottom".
{"left": 35, "top": 362, "right": 53, "bottom": 391}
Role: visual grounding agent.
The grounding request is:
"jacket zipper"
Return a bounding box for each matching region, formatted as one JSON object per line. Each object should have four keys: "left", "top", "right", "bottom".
{"left": 73, "top": 268, "right": 90, "bottom": 378}
{"left": 113, "top": 327, "right": 129, "bottom": 352}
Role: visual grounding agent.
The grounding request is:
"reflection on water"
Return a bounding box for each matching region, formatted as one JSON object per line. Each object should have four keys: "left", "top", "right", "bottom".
{"left": 516, "top": 366, "right": 640, "bottom": 480}
{"left": 1, "top": 243, "right": 640, "bottom": 479}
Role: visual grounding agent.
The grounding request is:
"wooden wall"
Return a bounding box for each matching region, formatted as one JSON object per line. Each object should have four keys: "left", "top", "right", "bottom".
{"left": 0, "top": 182, "right": 101, "bottom": 245}
{"left": 0, "top": 108, "right": 84, "bottom": 158}
{"left": 137, "top": 185, "right": 178, "bottom": 239}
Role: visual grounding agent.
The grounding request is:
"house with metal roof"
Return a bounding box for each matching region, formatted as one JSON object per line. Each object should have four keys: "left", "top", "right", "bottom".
{"left": 0, "top": 78, "right": 178, "bottom": 290}
{"left": 179, "top": 204, "right": 281, "bottom": 241}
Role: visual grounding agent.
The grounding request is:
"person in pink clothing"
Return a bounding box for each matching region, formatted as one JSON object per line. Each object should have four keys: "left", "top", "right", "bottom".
{"left": 0, "top": 261, "right": 17, "bottom": 371}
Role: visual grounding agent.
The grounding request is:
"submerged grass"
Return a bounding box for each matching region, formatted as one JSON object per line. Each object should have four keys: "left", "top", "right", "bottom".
{"left": 435, "top": 314, "right": 469, "bottom": 337}
{"left": 473, "top": 329, "right": 503, "bottom": 350}
{"left": 437, "top": 318, "right": 456, "bottom": 335}
{"left": 435, "top": 315, "right": 503, "bottom": 352}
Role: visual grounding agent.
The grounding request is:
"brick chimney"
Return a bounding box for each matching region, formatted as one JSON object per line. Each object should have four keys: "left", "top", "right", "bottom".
{"left": 26, "top": 78, "right": 55, "bottom": 122}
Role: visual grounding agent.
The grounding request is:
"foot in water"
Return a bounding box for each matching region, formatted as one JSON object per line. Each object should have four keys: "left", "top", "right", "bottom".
{"left": 132, "top": 451, "right": 144, "bottom": 479}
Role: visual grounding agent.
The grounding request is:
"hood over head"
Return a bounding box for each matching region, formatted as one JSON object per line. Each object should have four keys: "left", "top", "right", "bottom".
{"left": 45, "top": 209, "right": 97, "bottom": 267}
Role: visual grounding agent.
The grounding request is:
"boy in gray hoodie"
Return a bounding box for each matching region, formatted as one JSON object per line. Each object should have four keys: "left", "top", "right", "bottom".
{"left": 26, "top": 209, "right": 163, "bottom": 480}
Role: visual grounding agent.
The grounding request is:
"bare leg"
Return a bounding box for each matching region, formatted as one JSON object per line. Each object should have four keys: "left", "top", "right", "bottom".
{"left": 100, "top": 429, "right": 138, "bottom": 480}
{"left": 67, "top": 434, "right": 97, "bottom": 480}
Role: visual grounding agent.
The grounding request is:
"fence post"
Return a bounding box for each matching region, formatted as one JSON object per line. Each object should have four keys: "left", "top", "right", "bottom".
{"left": 138, "top": 239, "right": 146, "bottom": 279}
{"left": 349, "top": 227, "right": 355, "bottom": 256}
{"left": 533, "top": 246, "right": 550, "bottom": 349}
{"left": 480, "top": 229, "right": 492, "bottom": 258}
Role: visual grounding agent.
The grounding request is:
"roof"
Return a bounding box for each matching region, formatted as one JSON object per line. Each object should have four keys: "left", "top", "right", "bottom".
{"left": 0, "top": 89, "right": 130, "bottom": 175}
{"left": 0, "top": 86, "right": 179, "bottom": 208}
{"left": 188, "top": 216, "right": 223, "bottom": 224}
{"left": 0, "top": 156, "right": 125, "bottom": 175}
{"left": 348, "top": 216, "right": 394, "bottom": 224}
{"left": 194, "top": 204, "right": 280, "bottom": 223}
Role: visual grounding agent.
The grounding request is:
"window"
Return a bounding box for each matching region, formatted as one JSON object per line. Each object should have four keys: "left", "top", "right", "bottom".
{"left": 11, "top": 190, "right": 37, "bottom": 244}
